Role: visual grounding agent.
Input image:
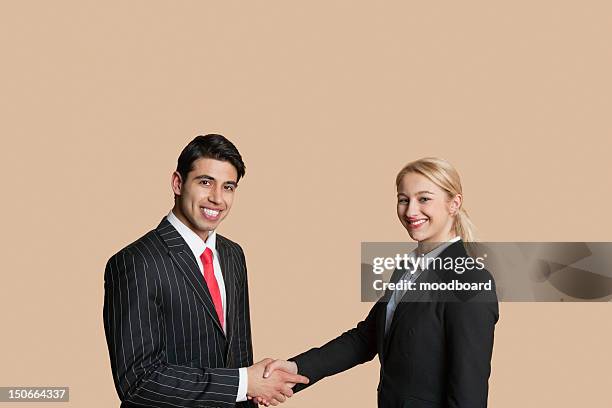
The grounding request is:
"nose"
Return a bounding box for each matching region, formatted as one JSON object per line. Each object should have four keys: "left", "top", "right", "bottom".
{"left": 208, "top": 185, "right": 222, "bottom": 205}
{"left": 406, "top": 199, "right": 421, "bottom": 218}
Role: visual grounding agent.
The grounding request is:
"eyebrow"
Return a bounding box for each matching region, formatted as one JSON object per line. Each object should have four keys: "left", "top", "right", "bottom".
{"left": 193, "top": 175, "right": 238, "bottom": 187}
{"left": 398, "top": 190, "right": 435, "bottom": 197}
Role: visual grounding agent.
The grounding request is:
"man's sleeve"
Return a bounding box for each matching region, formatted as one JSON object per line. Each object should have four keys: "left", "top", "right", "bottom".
{"left": 290, "top": 302, "right": 380, "bottom": 393}
{"left": 103, "top": 248, "right": 240, "bottom": 408}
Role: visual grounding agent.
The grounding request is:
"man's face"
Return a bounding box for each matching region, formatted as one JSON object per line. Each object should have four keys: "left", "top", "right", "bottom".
{"left": 171, "top": 158, "right": 238, "bottom": 241}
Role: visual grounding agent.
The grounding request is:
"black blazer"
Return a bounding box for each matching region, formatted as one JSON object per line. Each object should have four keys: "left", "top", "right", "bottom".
{"left": 103, "top": 218, "right": 256, "bottom": 408}
{"left": 291, "top": 240, "right": 499, "bottom": 408}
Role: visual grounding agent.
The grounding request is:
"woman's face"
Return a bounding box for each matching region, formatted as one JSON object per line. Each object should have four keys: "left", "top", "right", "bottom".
{"left": 396, "top": 172, "right": 461, "bottom": 243}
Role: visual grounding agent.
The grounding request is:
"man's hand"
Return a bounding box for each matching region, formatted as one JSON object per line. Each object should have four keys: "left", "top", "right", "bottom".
{"left": 264, "top": 360, "right": 298, "bottom": 378}
{"left": 247, "top": 359, "right": 308, "bottom": 406}
{"left": 249, "top": 360, "right": 300, "bottom": 407}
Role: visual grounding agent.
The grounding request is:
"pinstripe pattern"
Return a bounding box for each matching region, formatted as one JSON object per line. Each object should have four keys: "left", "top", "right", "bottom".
{"left": 103, "top": 218, "right": 255, "bottom": 408}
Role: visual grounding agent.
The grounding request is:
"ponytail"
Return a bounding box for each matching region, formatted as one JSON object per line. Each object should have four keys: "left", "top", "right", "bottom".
{"left": 454, "top": 207, "right": 476, "bottom": 242}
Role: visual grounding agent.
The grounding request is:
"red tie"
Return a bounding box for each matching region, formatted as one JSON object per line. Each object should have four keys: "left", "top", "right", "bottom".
{"left": 200, "top": 248, "right": 224, "bottom": 330}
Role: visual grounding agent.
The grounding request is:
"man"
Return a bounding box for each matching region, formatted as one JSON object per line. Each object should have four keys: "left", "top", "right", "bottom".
{"left": 103, "top": 134, "right": 307, "bottom": 407}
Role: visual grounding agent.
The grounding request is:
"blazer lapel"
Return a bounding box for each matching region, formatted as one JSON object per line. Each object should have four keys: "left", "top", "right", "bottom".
{"left": 383, "top": 278, "right": 429, "bottom": 356}
{"left": 383, "top": 240, "right": 467, "bottom": 355}
{"left": 379, "top": 267, "right": 410, "bottom": 360}
{"left": 156, "top": 218, "right": 226, "bottom": 337}
{"left": 216, "top": 237, "right": 237, "bottom": 355}
{"left": 376, "top": 300, "right": 388, "bottom": 362}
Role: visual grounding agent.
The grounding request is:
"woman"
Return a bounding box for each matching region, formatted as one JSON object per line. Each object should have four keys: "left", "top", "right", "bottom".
{"left": 257, "top": 157, "right": 498, "bottom": 407}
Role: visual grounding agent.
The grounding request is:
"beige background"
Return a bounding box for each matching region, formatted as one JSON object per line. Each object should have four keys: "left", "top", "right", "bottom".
{"left": 1, "top": 1, "right": 611, "bottom": 407}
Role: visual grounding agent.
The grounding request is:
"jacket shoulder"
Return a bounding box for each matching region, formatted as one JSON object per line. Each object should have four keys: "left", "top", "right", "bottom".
{"left": 217, "top": 234, "right": 244, "bottom": 255}
{"left": 106, "top": 228, "right": 166, "bottom": 268}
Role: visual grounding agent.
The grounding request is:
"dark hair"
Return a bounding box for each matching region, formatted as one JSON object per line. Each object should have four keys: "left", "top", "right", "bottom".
{"left": 176, "top": 134, "right": 246, "bottom": 183}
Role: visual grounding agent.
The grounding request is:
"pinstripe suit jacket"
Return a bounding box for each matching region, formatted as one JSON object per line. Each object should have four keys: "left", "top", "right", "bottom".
{"left": 103, "top": 217, "right": 256, "bottom": 408}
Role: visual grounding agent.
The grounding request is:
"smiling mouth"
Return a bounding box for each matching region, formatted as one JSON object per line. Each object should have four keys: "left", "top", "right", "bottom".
{"left": 407, "top": 218, "right": 428, "bottom": 229}
{"left": 201, "top": 207, "right": 222, "bottom": 220}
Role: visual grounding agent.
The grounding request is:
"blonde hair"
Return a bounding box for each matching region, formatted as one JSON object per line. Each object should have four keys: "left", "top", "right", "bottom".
{"left": 395, "top": 157, "right": 477, "bottom": 242}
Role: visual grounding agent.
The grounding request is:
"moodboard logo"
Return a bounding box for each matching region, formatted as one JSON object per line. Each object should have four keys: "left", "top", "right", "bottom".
{"left": 360, "top": 242, "right": 612, "bottom": 302}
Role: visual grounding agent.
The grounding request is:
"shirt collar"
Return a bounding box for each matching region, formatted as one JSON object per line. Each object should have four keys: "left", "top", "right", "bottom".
{"left": 409, "top": 235, "right": 461, "bottom": 261}
{"left": 166, "top": 210, "right": 217, "bottom": 259}
{"left": 424, "top": 235, "right": 461, "bottom": 259}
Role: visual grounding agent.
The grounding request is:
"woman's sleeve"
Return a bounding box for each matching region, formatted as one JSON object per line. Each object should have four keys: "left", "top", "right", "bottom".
{"left": 290, "top": 302, "right": 380, "bottom": 392}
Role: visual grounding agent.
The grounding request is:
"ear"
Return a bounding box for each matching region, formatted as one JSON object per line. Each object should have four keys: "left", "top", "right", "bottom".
{"left": 171, "top": 171, "right": 183, "bottom": 196}
{"left": 449, "top": 194, "right": 462, "bottom": 215}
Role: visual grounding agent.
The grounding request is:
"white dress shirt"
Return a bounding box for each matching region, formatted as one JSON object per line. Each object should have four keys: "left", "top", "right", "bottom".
{"left": 166, "top": 210, "right": 248, "bottom": 402}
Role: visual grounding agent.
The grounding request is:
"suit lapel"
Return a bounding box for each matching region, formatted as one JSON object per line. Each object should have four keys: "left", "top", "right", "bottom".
{"left": 379, "top": 267, "right": 408, "bottom": 360}
{"left": 383, "top": 281, "right": 429, "bottom": 357}
{"left": 376, "top": 300, "right": 388, "bottom": 361}
{"left": 382, "top": 240, "right": 467, "bottom": 356}
{"left": 156, "top": 218, "right": 226, "bottom": 337}
{"left": 216, "top": 236, "right": 237, "bottom": 354}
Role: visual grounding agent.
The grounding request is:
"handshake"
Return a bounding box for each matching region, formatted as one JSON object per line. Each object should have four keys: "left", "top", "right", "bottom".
{"left": 246, "top": 359, "right": 308, "bottom": 406}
